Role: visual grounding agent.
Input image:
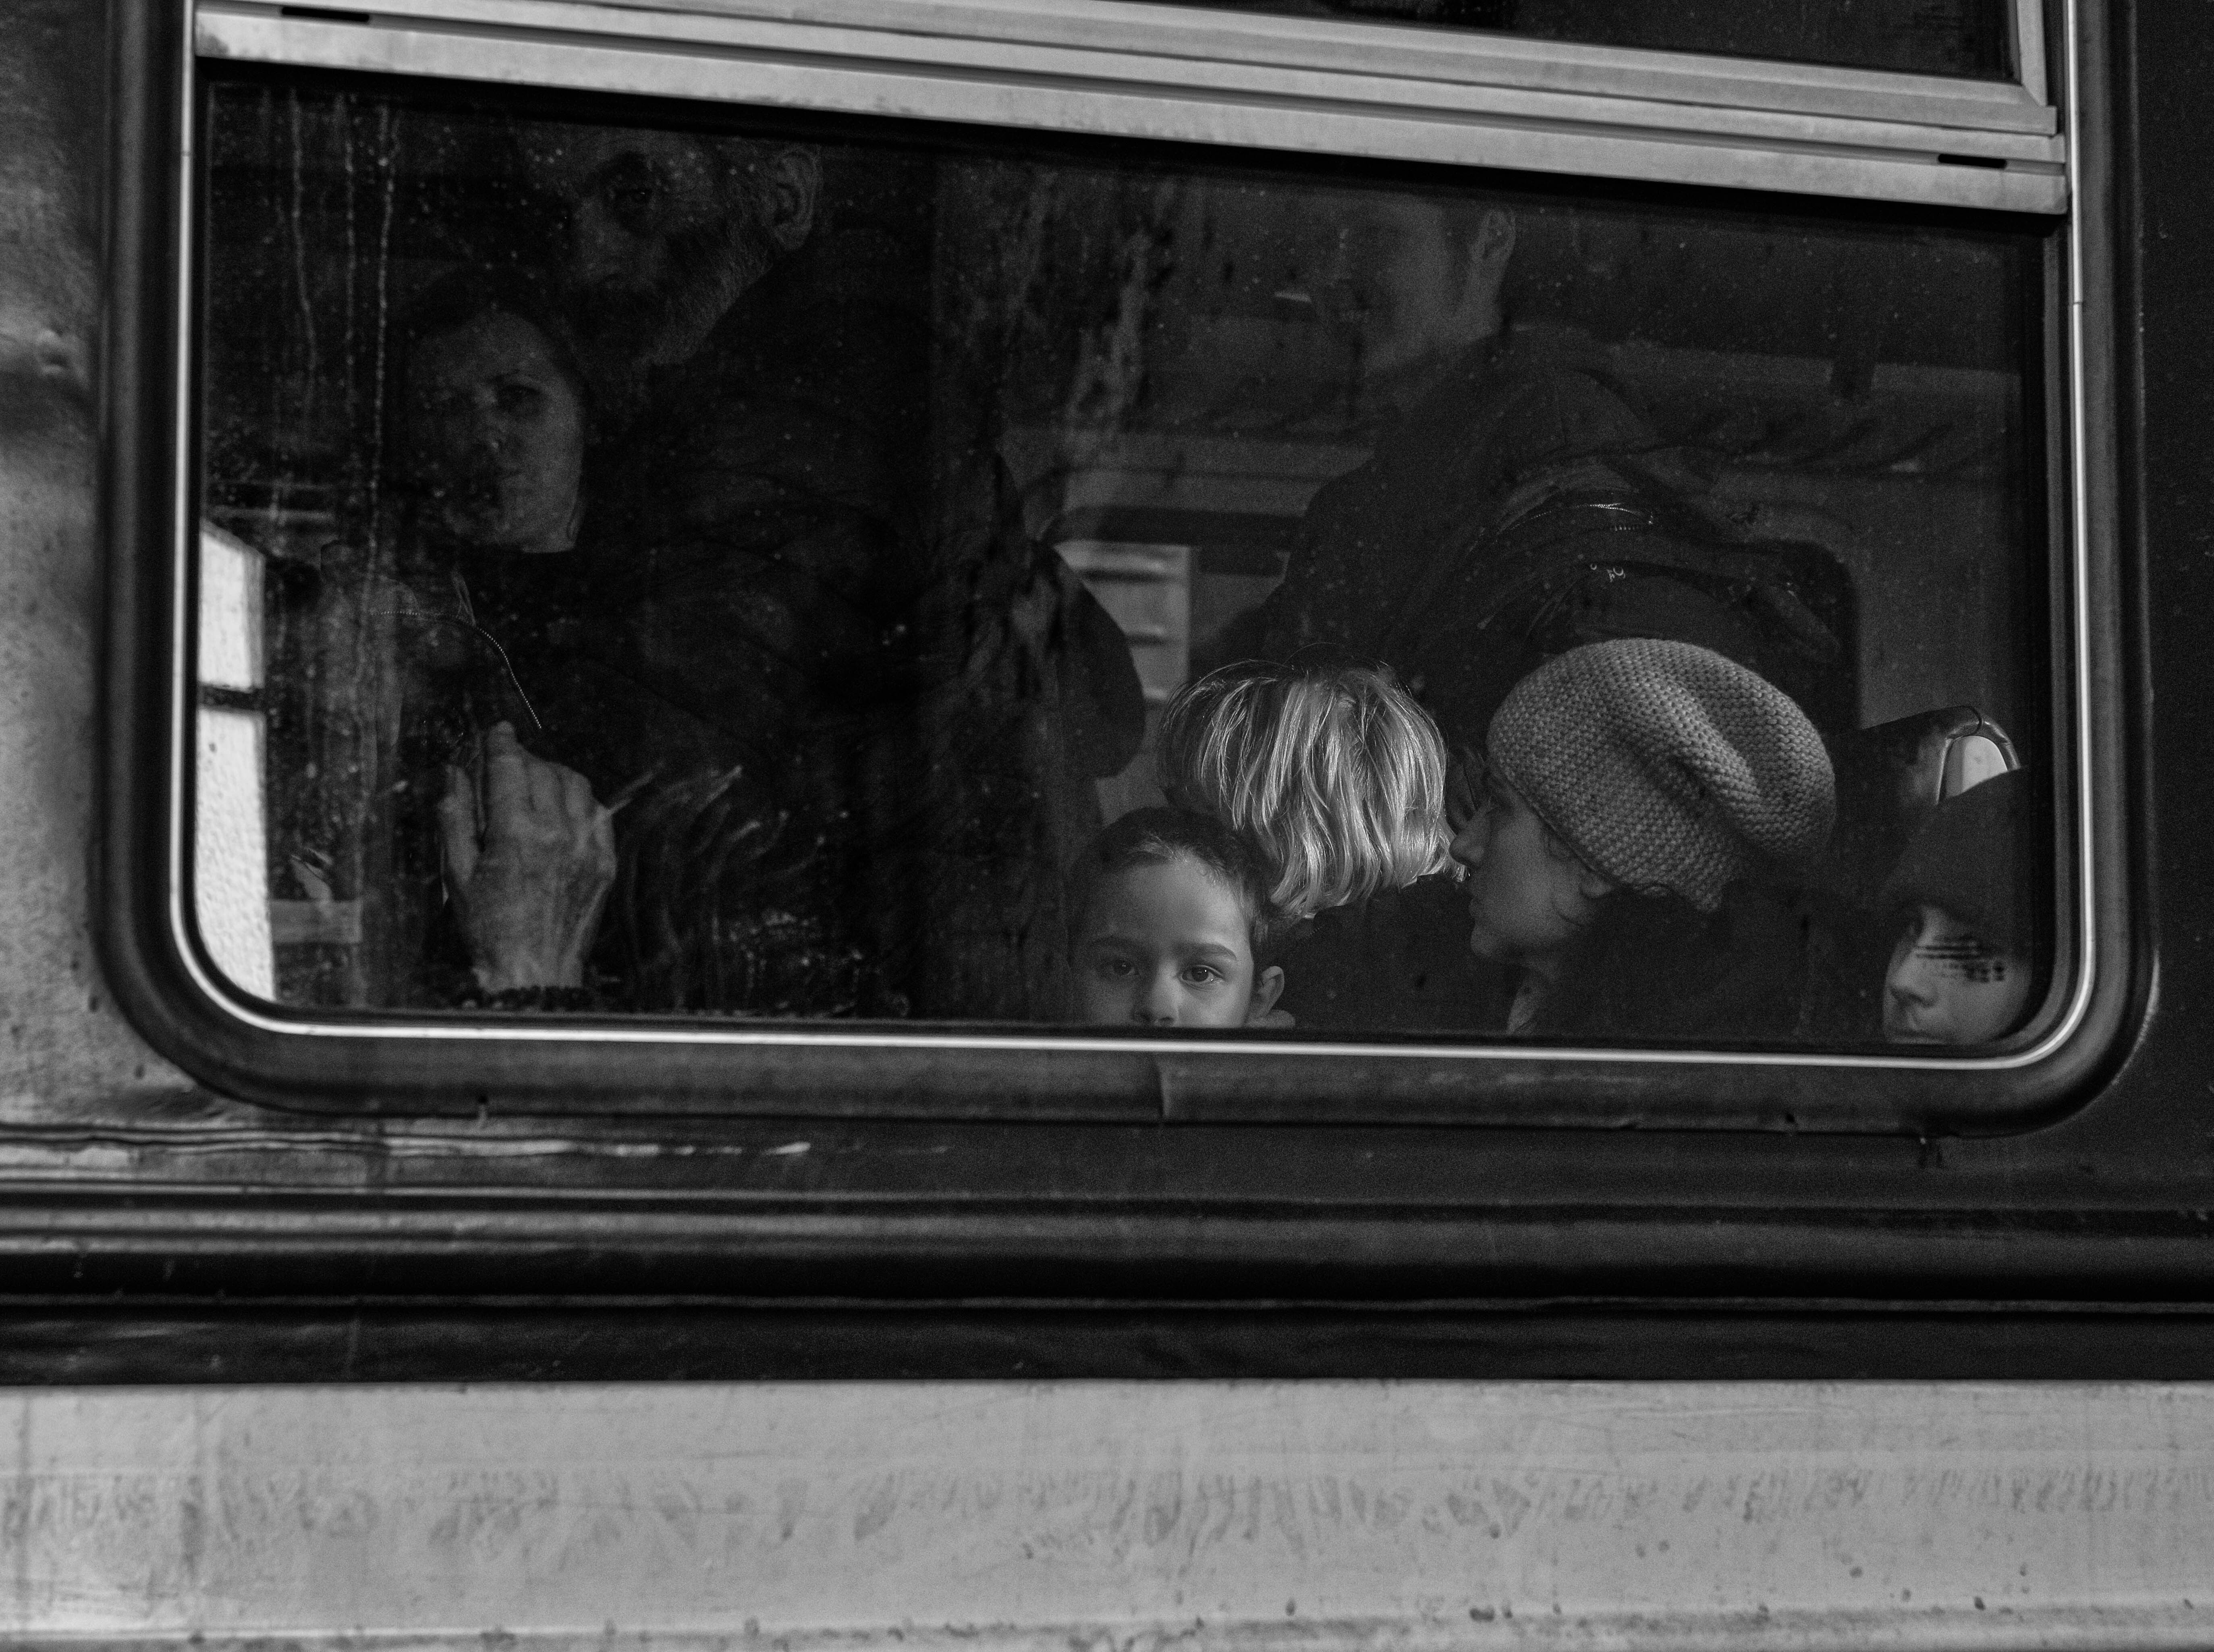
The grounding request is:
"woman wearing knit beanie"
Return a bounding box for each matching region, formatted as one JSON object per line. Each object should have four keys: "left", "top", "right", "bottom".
{"left": 1453, "top": 637, "right": 1837, "bottom": 1038}
{"left": 1879, "top": 768, "right": 2033, "bottom": 1044}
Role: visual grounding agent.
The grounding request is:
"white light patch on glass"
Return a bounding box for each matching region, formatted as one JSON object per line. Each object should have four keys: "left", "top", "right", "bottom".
{"left": 197, "top": 522, "right": 264, "bottom": 692}
{"left": 195, "top": 525, "right": 273, "bottom": 999}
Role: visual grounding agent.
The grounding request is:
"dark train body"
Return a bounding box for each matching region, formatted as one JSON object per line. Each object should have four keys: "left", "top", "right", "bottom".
{"left": 0, "top": 1, "right": 2210, "bottom": 1642}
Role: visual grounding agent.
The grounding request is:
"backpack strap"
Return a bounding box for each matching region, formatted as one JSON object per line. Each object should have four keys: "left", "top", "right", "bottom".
{"left": 1376, "top": 449, "right": 1842, "bottom": 670}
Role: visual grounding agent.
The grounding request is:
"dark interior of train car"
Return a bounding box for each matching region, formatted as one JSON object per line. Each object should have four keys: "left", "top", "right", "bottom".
{"left": 191, "top": 74, "right": 2054, "bottom": 1061}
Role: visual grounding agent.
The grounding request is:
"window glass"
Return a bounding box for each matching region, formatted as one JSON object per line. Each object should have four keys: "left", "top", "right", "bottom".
{"left": 196, "top": 75, "right": 2050, "bottom": 1049}
{"left": 1134, "top": 0, "right": 2017, "bottom": 81}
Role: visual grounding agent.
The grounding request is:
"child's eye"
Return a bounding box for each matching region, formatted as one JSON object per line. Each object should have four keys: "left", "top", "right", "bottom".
{"left": 1094, "top": 957, "right": 1136, "bottom": 980}
{"left": 1180, "top": 964, "right": 1222, "bottom": 986}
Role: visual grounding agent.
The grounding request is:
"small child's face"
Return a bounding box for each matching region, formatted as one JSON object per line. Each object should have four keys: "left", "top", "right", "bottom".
{"left": 1450, "top": 767, "right": 1604, "bottom": 967}
{"left": 1071, "top": 854, "right": 1284, "bottom": 1028}
{"left": 1884, "top": 903, "right": 2031, "bottom": 1044}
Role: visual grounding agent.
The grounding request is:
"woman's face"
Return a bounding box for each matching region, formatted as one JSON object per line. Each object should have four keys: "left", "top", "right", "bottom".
{"left": 407, "top": 310, "right": 585, "bottom": 554}
{"left": 1449, "top": 759, "right": 1603, "bottom": 969}
{"left": 1883, "top": 903, "right": 2031, "bottom": 1044}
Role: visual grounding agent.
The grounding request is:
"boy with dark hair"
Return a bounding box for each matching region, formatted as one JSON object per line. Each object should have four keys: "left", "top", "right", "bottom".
{"left": 1879, "top": 769, "right": 2033, "bottom": 1045}
{"left": 1064, "top": 808, "right": 1287, "bottom": 1029}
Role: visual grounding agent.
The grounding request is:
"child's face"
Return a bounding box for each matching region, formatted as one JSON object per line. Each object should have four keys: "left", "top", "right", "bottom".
{"left": 1450, "top": 765, "right": 1605, "bottom": 967}
{"left": 1071, "top": 854, "right": 1284, "bottom": 1028}
{"left": 1884, "top": 903, "right": 2031, "bottom": 1044}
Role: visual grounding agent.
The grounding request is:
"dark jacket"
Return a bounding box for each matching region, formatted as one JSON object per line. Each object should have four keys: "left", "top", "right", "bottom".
{"left": 1532, "top": 882, "right": 1832, "bottom": 1043}
{"left": 530, "top": 233, "right": 1142, "bottom": 1018}
{"left": 1261, "top": 327, "right": 1851, "bottom": 749}
{"left": 1274, "top": 875, "right": 1503, "bottom": 1034}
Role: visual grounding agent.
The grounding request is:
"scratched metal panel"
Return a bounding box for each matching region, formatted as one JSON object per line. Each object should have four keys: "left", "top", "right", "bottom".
{"left": 5, "top": 1380, "right": 2214, "bottom": 1648}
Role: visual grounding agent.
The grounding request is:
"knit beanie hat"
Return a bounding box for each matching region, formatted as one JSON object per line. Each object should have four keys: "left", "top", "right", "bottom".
{"left": 1879, "top": 767, "right": 2028, "bottom": 954}
{"left": 1487, "top": 638, "right": 1836, "bottom": 912}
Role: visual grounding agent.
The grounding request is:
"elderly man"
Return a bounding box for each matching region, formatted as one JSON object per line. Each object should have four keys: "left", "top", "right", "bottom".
{"left": 515, "top": 127, "right": 931, "bottom": 777}
{"left": 440, "top": 124, "right": 1142, "bottom": 1017}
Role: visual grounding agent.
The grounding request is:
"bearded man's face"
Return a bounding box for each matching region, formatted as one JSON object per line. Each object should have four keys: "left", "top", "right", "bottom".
{"left": 524, "top": 129, "right": 790, "bottom": 403}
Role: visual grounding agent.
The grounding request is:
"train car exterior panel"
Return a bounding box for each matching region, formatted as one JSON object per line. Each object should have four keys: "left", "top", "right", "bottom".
{"left": 3, "top": 0, "right": 2214, "bottom": 1644}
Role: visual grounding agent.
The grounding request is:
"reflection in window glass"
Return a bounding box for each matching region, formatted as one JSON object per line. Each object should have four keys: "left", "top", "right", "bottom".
{"left": 197, "top": 78, "right": 2048, "bottom": 1047}
{"left": 1137, "top": 0, "right": 2015, "bottom": 81}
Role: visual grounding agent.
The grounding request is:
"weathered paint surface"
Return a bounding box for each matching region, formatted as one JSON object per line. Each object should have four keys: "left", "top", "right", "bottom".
{"left": 0, "top": 0, "right": 197, "bottom": 1123}
{"left": 4, "top": 1380, "right": 2214, "bottom": 1649}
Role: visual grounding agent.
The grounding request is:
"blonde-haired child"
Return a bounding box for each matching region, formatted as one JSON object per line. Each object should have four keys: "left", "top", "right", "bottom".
{"left": 1156, "top": 655, "right": 1455, "bottom": 920}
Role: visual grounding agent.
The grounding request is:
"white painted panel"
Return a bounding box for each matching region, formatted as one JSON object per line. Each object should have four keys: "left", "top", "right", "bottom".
{"left": 6, "top": 1381, "right": 2213, "bottom": 1648}
{"left": 1059, "top": 541, "right": 1190, "bottom": 705}
{"left": 197, "top": 521, "right": 262, "bottom": 692}
{"left": 192, "top": 524, "right": 273, "bottom": 998}
{"left": 193, "top": 707, "right": 273, "bottom": 1000}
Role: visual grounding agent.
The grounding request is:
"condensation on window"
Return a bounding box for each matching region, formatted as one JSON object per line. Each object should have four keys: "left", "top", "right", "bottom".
{"left": 195, "top": 79, "right": 2050, "bottom": 1049}
{"left": 1137, "top": 0, "right": 2018, "bottom": 81}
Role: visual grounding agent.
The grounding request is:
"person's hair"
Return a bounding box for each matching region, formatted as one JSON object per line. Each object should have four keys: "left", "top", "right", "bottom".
{"left": 1879, "top": 768, "right": 2030, "bottom": 958}
{"left": 398, "top": 265, "right": 585, "bottom": 382}
{"left": 1156, "top": 656, "right": 1454, "bottom": 920}
{"left": 1066, "top": 806, "right": 1290, "bottom": 970}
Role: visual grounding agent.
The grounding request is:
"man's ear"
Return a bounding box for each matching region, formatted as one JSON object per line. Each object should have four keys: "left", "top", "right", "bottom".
{"left": 759, "top": 147, "right": 822, "bottom": 253}
{"left": 1470, "top": 206, "right": 1517, "bottom": 276}
{"left": 1245, "top": 964, "right": 1286, "bottom": 1025}
{"left": 1439, "top": 205, "right": 1515, "bottom": 352}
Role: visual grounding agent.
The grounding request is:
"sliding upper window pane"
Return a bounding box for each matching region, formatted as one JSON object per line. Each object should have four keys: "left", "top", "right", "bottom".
{"left": 194, "top": 72, "right": 2052, "bottom": 1052}
{"left": 1135, "top": 0, "right": 2019, "bottom": 81}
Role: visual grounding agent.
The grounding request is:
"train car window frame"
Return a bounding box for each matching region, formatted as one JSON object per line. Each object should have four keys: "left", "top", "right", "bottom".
{"left": 100, "top": 0, "right": 2130, "bottom": 1130}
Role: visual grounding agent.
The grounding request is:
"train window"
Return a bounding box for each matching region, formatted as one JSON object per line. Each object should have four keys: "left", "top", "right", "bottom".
{"left": 110, "top": 4, "right": 2111, "bottom": 1122}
